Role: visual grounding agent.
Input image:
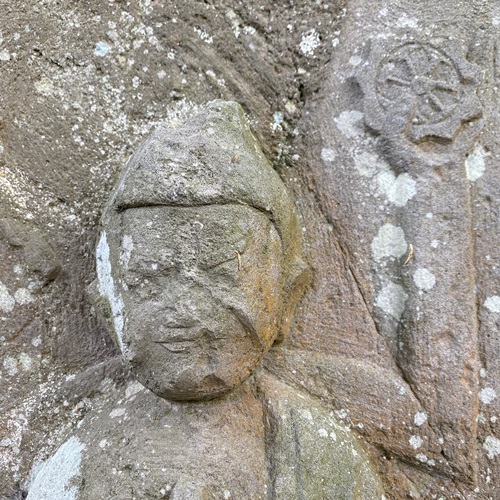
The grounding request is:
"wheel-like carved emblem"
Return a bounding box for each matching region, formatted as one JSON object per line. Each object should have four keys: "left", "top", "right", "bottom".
{"left": 358, "top": 40, "right": 483, "bottom": 161}
{"left": 377, "top": 44, "right": 460, "bottom": 128}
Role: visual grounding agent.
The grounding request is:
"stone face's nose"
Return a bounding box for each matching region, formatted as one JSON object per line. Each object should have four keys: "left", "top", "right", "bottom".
{"left": 162, "top": 288, "right": 202, "bottom": 328}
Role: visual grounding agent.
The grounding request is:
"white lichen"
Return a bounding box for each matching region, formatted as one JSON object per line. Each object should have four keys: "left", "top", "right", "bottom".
{"left": 3, "top": 356, "right": 18, "bottom": 376}
{"left": 109, "top": 407, "right": 126, "bottom": 418}
{"left": 465, "top": 144, "right": 487, "bottom": 182}
{"left": 354, "top": 151, "right": 378, "bottom": 177}
{"left": 348, "top": 55, "right": 362, "bottom": 66}
{"left": 299, "top": 29, "right": 320, "bottom": 57}
{"left": 479, "top": 388, "right": 497, "bottom": 405}
{"left": 34, "top": 77, "right": 55, "bottom": 97}
{"left": 375, "top": 282, "right": 408, "bottom": 320}
{"left": 19, "top": 353, "right": 32, "bottom": 371}
{"left": 0, "top": 49, "right": 11, "bottom": 61}
{"left": 321, "top": 148, "right": 336, "bottom": 163}
{"left": 14, "top": 288, "right": 34, "bottom": 305}
{"left": 27, "top": 436, "right": 85, "bottom": 500}
{"left": 483, "top": 436, "right": 500, "bottom": 460}
{"left": 334, "top": 110, "right": 364, "bottom": 139}
{"left": 413, "top": 268, "right": 436, "bottom": 291}
{"left": 396, "top": 14, "right": 419, "bottom": 29}
{"left": 371, "top": 224, "right": 408, "bottom": 262}
{"left": 414, "top": 412, "right": 427, "bottom": 427}
{"left": 376, "top": 171, "right": 416, "bottom": 207}
{"left": 409, "top": 435, "right": 423, "bottom": 449}
{"left": 0, "top": 281, "right": 15, "bottom": 312}
{"left": 96, "top": 231, "right": 125, "bottom": 352}
{"left": 94, "top": 41, "right": 112, "bottom": 57}
{"left": 484, "top": 295, "right": 500, "bottom": 313}
{"left": 194, "top": 27, "right": 213, "bottom": 44}
{"left": 318, "top": 428, "right": 329, "bottom": 438}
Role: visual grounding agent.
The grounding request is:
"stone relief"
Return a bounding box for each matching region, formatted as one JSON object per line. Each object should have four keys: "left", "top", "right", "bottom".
{"left": 26, "top": 101, "right": 384, "bottom": 498}
{"left": 3, "top": 1, "right": 499, "bottom": 496}
{"left": 94, "top": 100, "right": 310, "bottom": 401}
{"left": 302, "top": 22, "right": 492, "bottom": 489}
{"left": 358, "top": 38, "right": 484, "bottom": 480}
{"left": 358, "top": 39, "right": 484, "bottom": 165}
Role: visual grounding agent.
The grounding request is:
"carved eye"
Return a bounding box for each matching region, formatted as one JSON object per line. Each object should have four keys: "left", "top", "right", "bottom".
{"left": 199, "top": 251, "right": 240, "bottom": 273}
{"left": 124, "top": 257, "right": 177, "bottom": 286}
{"left": 198, "top": 235, "right": 248, "bottom": 271}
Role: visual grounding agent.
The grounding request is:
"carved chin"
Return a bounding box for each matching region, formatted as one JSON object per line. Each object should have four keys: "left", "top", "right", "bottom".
{"left": 133, "top": 364, "right": 237, "bottom": 401}
{"left": 127, "top": 338, "right": 266, "bottom": 401}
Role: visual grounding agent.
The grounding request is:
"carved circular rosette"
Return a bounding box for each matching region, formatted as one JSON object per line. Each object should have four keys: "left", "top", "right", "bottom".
{"left": 358, "top": 40, "right": 484, "bottom": 165}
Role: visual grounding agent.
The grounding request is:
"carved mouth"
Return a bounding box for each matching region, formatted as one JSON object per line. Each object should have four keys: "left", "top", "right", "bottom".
{"left": 155, "top": 339, "right": 199, "bottom": 353}
{"left": 152, "top": 327, "right": 203, "bottom": 353}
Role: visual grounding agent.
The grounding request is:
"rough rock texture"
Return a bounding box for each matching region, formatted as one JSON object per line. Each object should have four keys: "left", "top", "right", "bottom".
{"left": 1, "top": 0, "right": 499, "bottom": 498}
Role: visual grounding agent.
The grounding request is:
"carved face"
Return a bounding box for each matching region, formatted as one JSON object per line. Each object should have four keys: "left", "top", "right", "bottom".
{"left": 102, "top": 204, "right": 283, "bottom": 400}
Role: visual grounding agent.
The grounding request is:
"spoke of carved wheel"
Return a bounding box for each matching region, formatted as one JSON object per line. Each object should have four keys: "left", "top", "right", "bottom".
{"left": 420, "top": 45, "right": 439, "bottom": 73}
{"left": 428, "top": 93, "right": 445, "bottom": 112}
{"left": 417, "top": 46, "right": 438, "bottom": 77}
{"left": 405, "top": 53, "right": 419, "bottom": 79}
{"left": 432, "top": 80, "right": 458, "bottom": 93}
{"left": 385, "top": 76, "right": 411, "bottom": 87}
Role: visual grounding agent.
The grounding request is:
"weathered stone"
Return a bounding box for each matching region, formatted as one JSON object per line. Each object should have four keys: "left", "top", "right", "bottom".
{"left": 93, "top": 101, "right": 309, "bottom": 401}
{"left": 295, "top": 0, "right": 500, "bottom": 495}
{"left": 27, "top": 372, "right": 384, "bottom": 499}
{"left": 0, "top": 218, "right": 61, "bottom": 283}
{"left": 25, "top": 101, "right": 385, "bottom": 498}
{"left": 1, "top": 0, "right": 500, "bottom": 498}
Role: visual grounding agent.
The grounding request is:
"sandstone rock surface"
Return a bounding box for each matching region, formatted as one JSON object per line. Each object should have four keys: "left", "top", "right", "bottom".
{"left": 1, "top": 1, "right": 499, "bottom": 498}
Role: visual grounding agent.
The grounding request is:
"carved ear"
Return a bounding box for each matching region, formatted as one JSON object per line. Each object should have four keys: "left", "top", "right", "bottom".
{"left": 274, "top": 258, "right": 310, "bottom": 344}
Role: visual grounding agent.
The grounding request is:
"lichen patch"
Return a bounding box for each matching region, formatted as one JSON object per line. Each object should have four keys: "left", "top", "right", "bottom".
{"left": 375, "top": 282, "right": 408, "bottom": 320}
{"left": 299, "top": 29, "right": 320, "bottom": 57}
{"left": 371, "top": 224, "right": 407, "bottom": 262}
{"left": 27, "top": 436, "right": 85, "bottom": 500}
{"left": 484, "top": 295, "right": 500, "bottom": 312}
{"left": 479, "top": 388, "right": 497, "bottom": 405}
{"left": 413, "top": 268, "right": 436, "bottom": 291}
{"left": 96, "top": 231, "right": 125, "bottom": 351}
{"left": 465, "top": 144, "right": 487, "bottom": 182}
{"left": 409, "top": 435, "right": 423, "bottom": 449}
{"left": 483, "top": 436, "right": 500, "bottom": 460}
{"left": 334, "top": 110, "right": 364, "bottom": 139}
{"left": 0, "top": 281, "right": 15, "bottom": 313}
{"left": 376, "top": 171, "right": 416, "bottom": 207}
{"left": 414, "top": 412, "right": 427, "bottom": 427}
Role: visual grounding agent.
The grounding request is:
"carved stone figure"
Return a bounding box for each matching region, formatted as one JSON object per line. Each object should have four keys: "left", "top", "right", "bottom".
{"left": 93, "top": 100, "right": 309, "bottom": 401}
{"left": 26, "top": 101, "right": 384, "bottom": 499}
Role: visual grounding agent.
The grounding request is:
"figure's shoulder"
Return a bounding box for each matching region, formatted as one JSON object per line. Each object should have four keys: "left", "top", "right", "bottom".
{"left": 256, "top": 372, "right": 385, "bottom": 500}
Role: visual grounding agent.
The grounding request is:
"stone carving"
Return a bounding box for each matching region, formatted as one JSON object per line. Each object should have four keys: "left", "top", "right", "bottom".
{"left": 306, "top": 23, "right": 491, "bottom": 490}
{"left": 359, "top": 40, "right": 484, "bottom": 163}
{"left": 26, "top": 101, "right": 384, "bottom": 498}
{"left": 93, "top": 100, "right": 310, "bottom": 401}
